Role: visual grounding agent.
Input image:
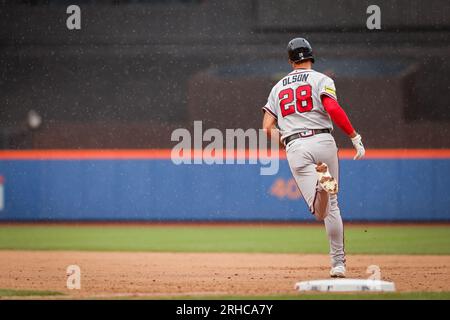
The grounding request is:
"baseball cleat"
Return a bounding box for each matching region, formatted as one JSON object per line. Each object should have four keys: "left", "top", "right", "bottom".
{"left": 330, "top": 265, "right": 346, "bottom": 278}
{"left": 316, "top": 162, "right": 338, "bottom": 195}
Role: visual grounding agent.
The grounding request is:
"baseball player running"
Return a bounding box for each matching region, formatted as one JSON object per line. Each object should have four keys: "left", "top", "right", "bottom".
{"left": 262, "top": 38, "right": 365, "bottom": 278}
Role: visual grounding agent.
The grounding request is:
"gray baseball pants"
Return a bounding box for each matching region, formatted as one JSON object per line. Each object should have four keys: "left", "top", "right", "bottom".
{"left": 285, "top": 132, "right": 346, "bottom": 268}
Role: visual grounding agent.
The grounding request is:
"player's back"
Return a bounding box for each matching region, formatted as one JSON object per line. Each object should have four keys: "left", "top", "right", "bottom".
{"left": 263, "top": 69, "right": 337, "bottom": 140}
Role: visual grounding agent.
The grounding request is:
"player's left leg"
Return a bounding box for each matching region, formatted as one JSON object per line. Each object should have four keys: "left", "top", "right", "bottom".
{"left": 324, "top": 193, "right": 345, "bottom": 273}
{"left": 312, "top": 141, "right": 346, "bottom": 275}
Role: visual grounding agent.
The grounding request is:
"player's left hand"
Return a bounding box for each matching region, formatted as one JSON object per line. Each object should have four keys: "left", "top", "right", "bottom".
{"left": 351, "top": 134, "right": 365, "bottom": 160}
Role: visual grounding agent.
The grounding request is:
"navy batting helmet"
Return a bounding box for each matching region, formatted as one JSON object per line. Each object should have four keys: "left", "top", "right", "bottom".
{"left": 287, "top": 38, "right": 315, "bottom": 63}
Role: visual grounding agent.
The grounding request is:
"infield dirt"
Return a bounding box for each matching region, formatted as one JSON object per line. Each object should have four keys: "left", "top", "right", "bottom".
{"left": 0, "top": 251, "right": 449, "bottom": 298}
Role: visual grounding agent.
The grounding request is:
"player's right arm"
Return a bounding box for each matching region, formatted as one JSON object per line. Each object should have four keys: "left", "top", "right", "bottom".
{"left": 262, "top": 86, "right": 284, "bottom": 148}
{"left": 262, "top": 110, "right": 277, "bottom": 137}
{"left": 262, "top": 110, "right": 284, "bottom": 149}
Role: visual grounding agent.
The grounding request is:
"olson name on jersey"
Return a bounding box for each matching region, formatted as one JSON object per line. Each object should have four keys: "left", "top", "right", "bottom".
{"left": 282, "top": 72, "right": 310, "bottom": 86}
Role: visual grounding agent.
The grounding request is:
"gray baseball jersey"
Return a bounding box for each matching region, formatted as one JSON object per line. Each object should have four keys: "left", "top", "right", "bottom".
{"left": 262, "top": 68, "right": 337, "bottom": 140}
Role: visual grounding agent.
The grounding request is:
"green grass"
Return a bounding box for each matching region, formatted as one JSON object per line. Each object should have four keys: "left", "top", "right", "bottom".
{"left": 0, "top": 288, "right": 63, "bottom": 297}
{"left": 0, "top": 224, "right": 449, "bottom": 254}
{"left": 135, "top": 292, "right": 450, "bottom": 300}
{"left": 2, "top": 289, "right": 449, "bottom": 300}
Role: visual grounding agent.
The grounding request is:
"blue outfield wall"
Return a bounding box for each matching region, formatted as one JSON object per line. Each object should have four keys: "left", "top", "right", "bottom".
{"left": 0, "top": 158, "right": 449, "bottom": 221}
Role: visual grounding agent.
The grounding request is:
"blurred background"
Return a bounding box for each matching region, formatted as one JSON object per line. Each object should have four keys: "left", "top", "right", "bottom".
{"left": 0, "top": 0, "right": 449, "bottom": 221}
{"left": 1, "top": 3, "right": 450, "bottom": 302}
{"left": 0, "top": 0, "right": 449, "bottom": 150}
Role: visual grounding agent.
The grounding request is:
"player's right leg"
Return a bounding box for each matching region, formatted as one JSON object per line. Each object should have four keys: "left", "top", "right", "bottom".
{"left": 285, "top": 138, "right": 334, "bottom": 220}
{"left": 312, "top": 162, "right": 336, "bottom": 220}
{"left": 285, "top": 142, "right": 320, "bottom": 217}
{"left": 316, "top": 162, "right": 338, "bottom": 195}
